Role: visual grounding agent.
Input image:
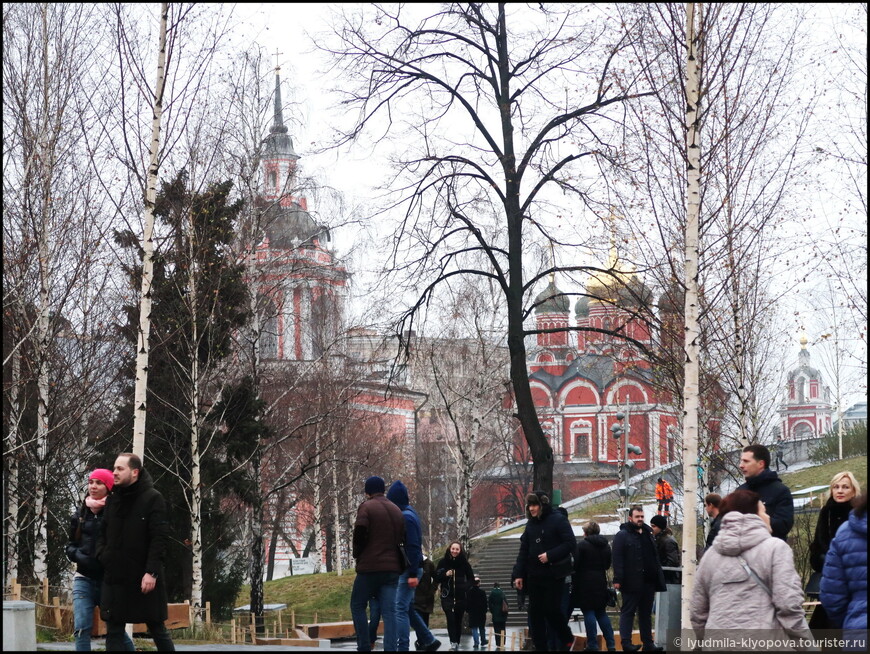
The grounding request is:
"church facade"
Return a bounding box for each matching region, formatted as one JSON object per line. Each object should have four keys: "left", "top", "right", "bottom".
{"left": 778, "top": 335, "right": 833, "bottom": 440}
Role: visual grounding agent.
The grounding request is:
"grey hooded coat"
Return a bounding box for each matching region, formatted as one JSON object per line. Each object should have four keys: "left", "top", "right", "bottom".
{"left": 691, "top": 512, "right": 812, "bottom": 646}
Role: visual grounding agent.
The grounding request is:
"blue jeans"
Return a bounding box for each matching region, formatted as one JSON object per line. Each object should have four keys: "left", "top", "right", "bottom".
{"left": 105, "top": 619, "right": 173, "bottom": 651}
{"left": 471, "top": 625, "right": 487, "bottom": 647}
{"left": 72, "top": 577, "right": 135, "bottom": 651}
{"left": 352, "top": 571, "right": 399, "bottom": 651}
{"left": 396, "top": 567, "right": 436, "bottom": 650}
{"left": 582, "top": 606, "right": 615, "bottom": 651}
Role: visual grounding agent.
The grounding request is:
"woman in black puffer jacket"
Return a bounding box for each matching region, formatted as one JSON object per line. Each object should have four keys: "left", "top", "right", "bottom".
{"left": 572, "top": 521, "right": 616, "bottom": 651}
{"left": 436, "top": 540, "right": 475, "bottom": 651}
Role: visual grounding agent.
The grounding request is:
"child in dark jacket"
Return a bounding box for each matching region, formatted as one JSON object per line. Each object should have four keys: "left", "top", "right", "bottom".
{"left": 466, "top": 576, "right": 488, "bottom": 649}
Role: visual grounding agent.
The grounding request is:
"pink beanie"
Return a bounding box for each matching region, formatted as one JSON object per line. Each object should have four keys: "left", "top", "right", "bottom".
{"left": 89, "top": 469, "right": 115, "bottom": 491}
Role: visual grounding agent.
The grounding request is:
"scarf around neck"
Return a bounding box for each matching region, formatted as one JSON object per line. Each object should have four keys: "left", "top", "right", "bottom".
{"left": 86, "top": 495, "right": 107, "bottom": 512}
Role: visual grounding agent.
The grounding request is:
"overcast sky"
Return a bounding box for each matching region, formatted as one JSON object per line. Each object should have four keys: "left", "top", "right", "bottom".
{"left": 228, "top": 3, "right": 866, "bottom": 410}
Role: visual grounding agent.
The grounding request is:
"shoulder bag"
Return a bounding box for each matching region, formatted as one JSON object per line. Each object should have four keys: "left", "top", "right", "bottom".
{"left": 737, "top": 556, "right": 772, "bottom": 596}
{"left": 605, "top": 569, "right": 618, "bottom": 607}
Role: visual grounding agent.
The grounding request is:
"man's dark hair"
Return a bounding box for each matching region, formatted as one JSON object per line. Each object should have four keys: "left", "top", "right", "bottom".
{"left": 742, "top": 444, "right": 770, "bottom": 470}
{"left": 629, "top": 504, "right": 644, "bottom": 517}
{"left": 704, "top": 493, "right": 722, "bottom": 508}
{"left": 118, "top": 452, "right": 143, "bottom": 471}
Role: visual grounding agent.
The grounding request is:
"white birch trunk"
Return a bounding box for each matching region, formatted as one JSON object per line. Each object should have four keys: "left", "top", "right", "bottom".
{"left": 681, "top": 1, "right": 702, "bottom": 631}
{"left": 5, "top": 344, "right": 22, "bottom": 583}
{"left": 32, "top": 4, "right": 53, "bottom": 583}
{"left": 332, "top": 461, "right": 342, "bottom": 575}
{"left": 312, "top": 465, "right": 323, "bottom": 574}
{"left": 188, "top": 221, "right": 203, "bottom": 622}
{"left": 132, "top": 2, "right": 169, "bottom": 458}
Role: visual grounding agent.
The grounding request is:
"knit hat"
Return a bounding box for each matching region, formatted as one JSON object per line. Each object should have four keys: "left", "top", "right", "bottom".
{"left": 364, "top": 475, "right": 385, "bottom": 495}
{"left": 657, "top": 478, "right": 663, "bottom": 483}
{"left": 650, "top": 515, "right": 668, "bottom": 530}
{"left": 89, "top": 469, "right": 115, "bottom": 491}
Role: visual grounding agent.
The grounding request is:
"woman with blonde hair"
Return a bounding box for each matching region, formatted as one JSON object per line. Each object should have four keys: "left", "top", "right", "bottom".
{"left": 808, "top": 471, "right": 861, "bottom": 630}
{"left": 691, "top": 489, "right": 813, "bottom": 648}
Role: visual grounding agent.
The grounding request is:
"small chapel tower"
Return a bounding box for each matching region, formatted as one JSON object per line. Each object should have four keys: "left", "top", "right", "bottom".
{"left": 778, "top": 334, "right": 833, "bottom": 440}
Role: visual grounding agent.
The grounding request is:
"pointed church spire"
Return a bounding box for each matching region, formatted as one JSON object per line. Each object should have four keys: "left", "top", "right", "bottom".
{"left": 262, "top": 51, "right": 298, "bottom": 160}
{"left": 271, "top": 51, "right": 288, "bottom": 136}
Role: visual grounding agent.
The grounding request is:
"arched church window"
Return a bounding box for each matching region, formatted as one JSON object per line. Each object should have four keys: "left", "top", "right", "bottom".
{"left": 257, "top": 294, "right": 279, "bottom": 359}
{"left": 570, "top": 419, "right": 592, "bottom": 460}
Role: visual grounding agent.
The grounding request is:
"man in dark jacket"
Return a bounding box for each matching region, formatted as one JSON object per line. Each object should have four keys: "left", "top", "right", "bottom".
{"left": 737, "top": 444, "right": 794, "bottom": 540}
{"left": 512, "top": 490, "right": 576, "bottom": 651}
{"left": 351, "top": 476, "right": 406, "bottom": 652}
{"left": 612, "top": 505, "right": 665, "bottom": 652}
{"left": 386, "top": 480, "right": 441, "bottom": 652}
{"left": 97, "top": 453, "right": 175, "bottom": 651}
{"left": 703, "top": 493, "right": 722, "bottom": 552}
{"left": 649, "top": 515, "right": 681, "bottom": 584}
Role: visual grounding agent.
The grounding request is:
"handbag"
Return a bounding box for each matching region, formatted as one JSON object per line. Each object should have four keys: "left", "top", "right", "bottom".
{"left": 501, "top": 597, "right": 510, "bottom": 614}
{"left": 605, "top": 570, "right": 618, "bottom": 607}
{"left": 397, "top": 543, "right": 411, "bottom": 569}
{"left": 804, "top": 571, "right": 822, "bottom": 597}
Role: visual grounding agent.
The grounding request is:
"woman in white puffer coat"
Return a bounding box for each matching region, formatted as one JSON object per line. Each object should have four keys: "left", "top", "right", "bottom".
{"left": 691, "top": 489, "right": 814, "bottom": 649}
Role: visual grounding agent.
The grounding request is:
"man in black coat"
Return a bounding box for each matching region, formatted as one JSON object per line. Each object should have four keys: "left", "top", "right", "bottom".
{"left": 612, "top": 505, "right": 665, "bottom": 652}
{"left": 512, "top": 490, "right": 577, "bottom": 651}
{"left": 736, "top": 444, "right": 794, "bottom": 540}
{"left": 97, "top": 453, "right": 175, "bottom": 651}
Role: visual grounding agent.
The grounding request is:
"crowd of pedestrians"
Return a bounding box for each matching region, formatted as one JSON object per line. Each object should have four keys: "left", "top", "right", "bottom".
{"left": 63, "top": 444, "right": 866, "bottom": 652}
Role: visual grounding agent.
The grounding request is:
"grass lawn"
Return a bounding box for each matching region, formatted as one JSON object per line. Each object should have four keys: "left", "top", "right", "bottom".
{"left": 235, "top": 570, "right": 449, "bottom": 630}
{"left": 781, "top": 455, "right": 866, "bottom": 501}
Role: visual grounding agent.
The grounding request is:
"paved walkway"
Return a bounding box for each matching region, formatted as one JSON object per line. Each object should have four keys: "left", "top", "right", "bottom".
{"left": 38, "top": 626, "right": 536, "bottom": 651}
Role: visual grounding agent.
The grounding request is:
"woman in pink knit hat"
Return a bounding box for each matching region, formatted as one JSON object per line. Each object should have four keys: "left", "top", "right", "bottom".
{"left": 65, "top": 469, "right": 132, "bottom": 651}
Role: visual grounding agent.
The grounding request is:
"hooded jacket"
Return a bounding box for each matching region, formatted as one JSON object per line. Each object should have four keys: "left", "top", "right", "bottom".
{"left": 386, "top": 480, "right": 424, "bottom": 577}
{"left": 571, "top": 533, "right": 612, "bottom": 610}
{"left": 97, "top": 468, "right": 170, "bottom": 624}
{"left": 512, "top": 494, "right": 576, "bottom": 582}
{"left": 656, "top": 480, "right": 674, "bottom": 500}
{"left": 736, "top": 468, "right": 794, "bottom": 540}
{"left": 612, "top": 521, "right": 666, "bottom": 593}
{"left": 691, "top": 512, "right": 812, "bottom": 642}
{"left": 820, "top": 509, "right": 867, "bottom": 631}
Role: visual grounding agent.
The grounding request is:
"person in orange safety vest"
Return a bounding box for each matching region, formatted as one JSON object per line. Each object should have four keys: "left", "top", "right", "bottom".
{"left": 655, "top": 478, "right": 674, "bottom": 517}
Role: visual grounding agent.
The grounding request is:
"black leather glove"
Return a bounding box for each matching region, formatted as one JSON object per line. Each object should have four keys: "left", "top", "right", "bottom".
{"left": 65, "top": 542, "right": 78, "bottom": 563}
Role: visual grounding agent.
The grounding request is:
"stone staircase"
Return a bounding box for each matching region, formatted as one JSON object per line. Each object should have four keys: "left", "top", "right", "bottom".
{"left": 469, "top": 537, "right": 528, "bottom": 628}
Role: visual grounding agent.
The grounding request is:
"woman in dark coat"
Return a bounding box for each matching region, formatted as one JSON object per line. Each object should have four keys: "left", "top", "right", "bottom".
{"left": 436, "top": 540, "right": 475, "bottom": 651}
{"left": 808, "top": 471, "right": 860, "bottom": 630}
{"left": 571, "top": 521, "right": 616, "bottom": 652}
